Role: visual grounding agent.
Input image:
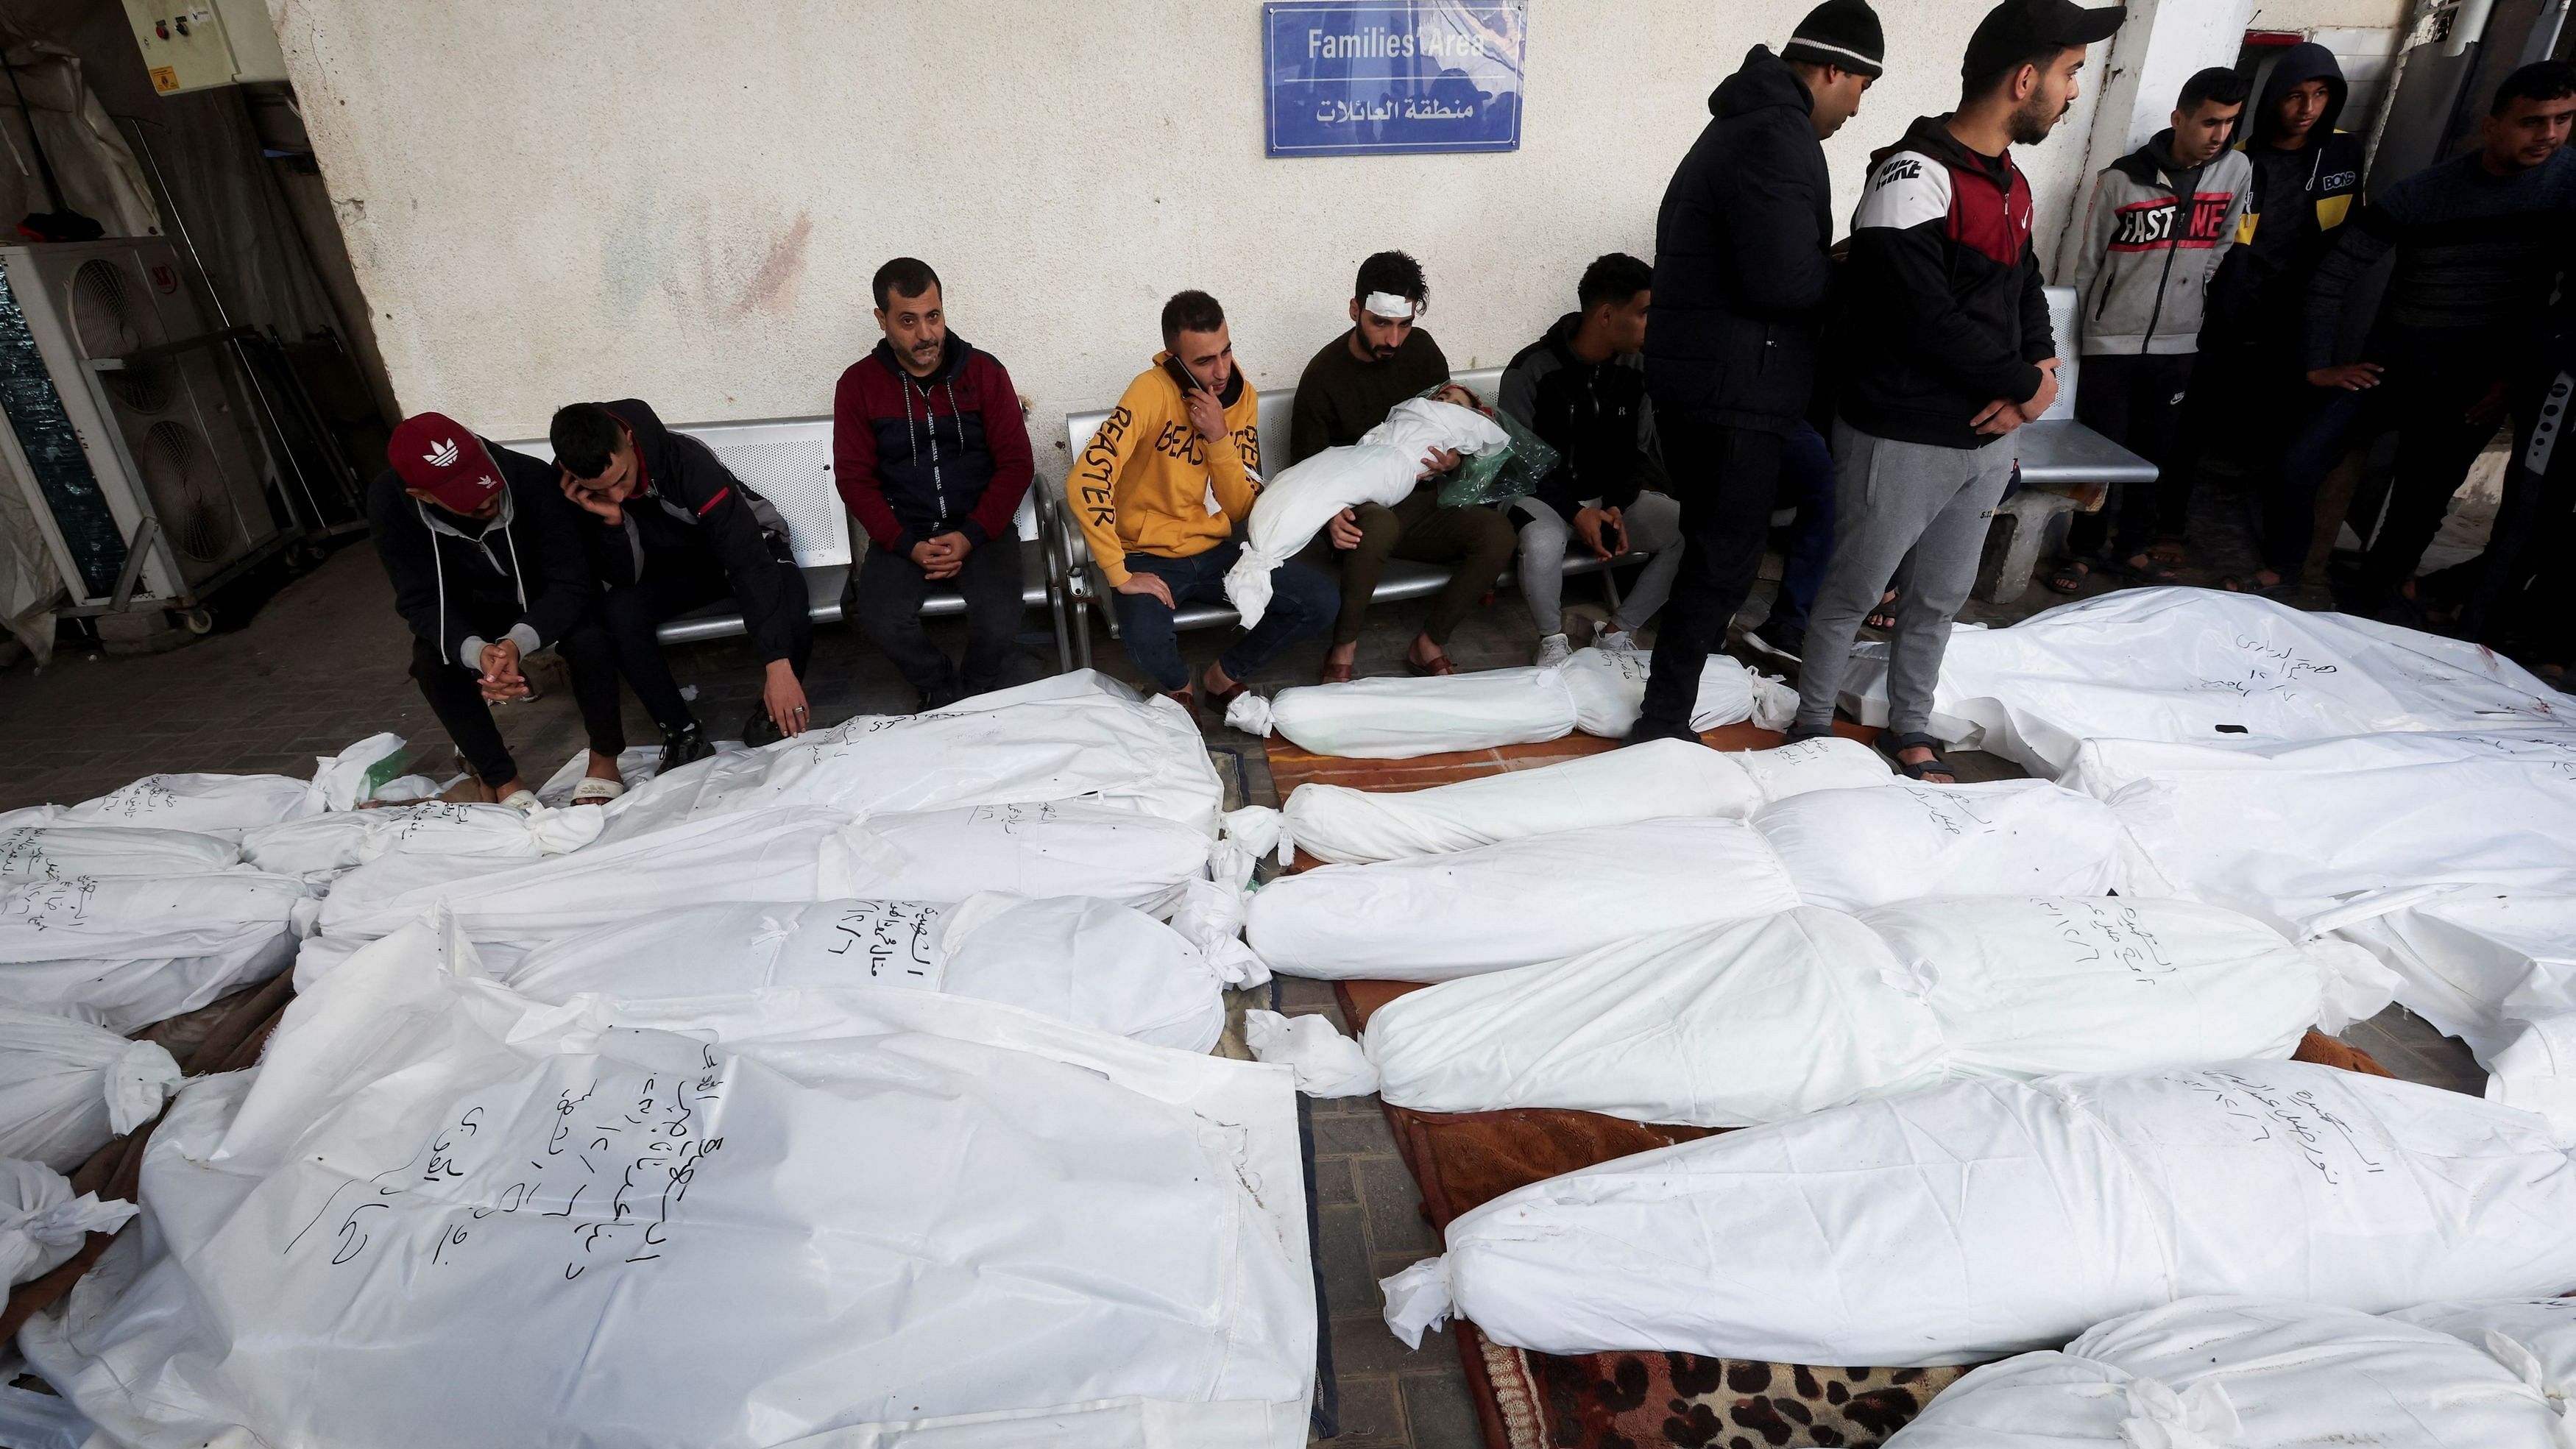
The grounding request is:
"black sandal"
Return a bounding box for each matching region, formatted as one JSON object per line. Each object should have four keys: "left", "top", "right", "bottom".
{"left": 2046, "top": 559, "right": 2091, "bottom": 595}
{"left": 1874, "top": 729, "right": 1957, "bottom": 782}
{"left": 1864, "top": 588, "right": 1902, "bottom": 631}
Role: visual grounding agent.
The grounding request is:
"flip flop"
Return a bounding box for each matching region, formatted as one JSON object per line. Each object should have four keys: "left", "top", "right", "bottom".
{"left": 2045, "top": 559, "right": 2091, "bottom": 595}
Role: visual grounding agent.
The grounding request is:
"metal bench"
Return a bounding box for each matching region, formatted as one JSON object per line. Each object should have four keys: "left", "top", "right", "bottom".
{"left": 1978, "top": 287, "right": 2160, "bottom": 603}
{"left": 504, "top": 414, "right": 1067, "bottom": 667}
{"left": 1048, "top": 362, "right": 1638, "bottom": 670}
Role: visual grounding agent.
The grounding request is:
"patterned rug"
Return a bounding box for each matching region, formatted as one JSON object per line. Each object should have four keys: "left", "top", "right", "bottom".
{"left": 1336, "top": 979, "right": 2392, "bottom": 1449}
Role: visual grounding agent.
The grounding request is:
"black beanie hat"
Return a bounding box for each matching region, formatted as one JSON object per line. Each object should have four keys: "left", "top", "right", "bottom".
{"left": 1783, "top": 0, "right": 1886, "bottom": 79}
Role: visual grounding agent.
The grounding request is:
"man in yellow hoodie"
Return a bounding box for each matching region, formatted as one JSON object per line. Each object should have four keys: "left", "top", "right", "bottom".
{"left": 1072, "top": 290, "right": 1339, "bottom": 708}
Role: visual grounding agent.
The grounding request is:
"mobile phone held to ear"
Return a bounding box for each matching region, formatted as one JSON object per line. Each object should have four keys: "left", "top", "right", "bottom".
{"left": 1164, "top": 356, "right": 1205, "bottom": 395}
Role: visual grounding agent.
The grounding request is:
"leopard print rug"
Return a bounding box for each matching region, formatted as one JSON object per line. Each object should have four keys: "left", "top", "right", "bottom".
{"left": 1474, "top": 1325, "right": 1970, "bottom": 1448}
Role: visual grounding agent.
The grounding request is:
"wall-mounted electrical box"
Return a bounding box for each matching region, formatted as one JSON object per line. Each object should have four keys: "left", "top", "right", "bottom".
{"left": 121, "top": 1, "right": 290, "bottom": 95}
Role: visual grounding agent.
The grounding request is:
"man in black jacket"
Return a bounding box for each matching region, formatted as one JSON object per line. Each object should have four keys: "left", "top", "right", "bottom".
{"left": 1628, "top": 0, "right": 1881, "bottom": 743}
{"left": 1498, "top": 253, "right": 1682, "bottom": 664}
{"left": 1788, "top": 0, "right": 2123, "bottom": 782}
{"left": 370, "top": 411, "right": 627, "bottom": 807}
{"left": 553, "top": 400, "right": 815, "bottom": 761}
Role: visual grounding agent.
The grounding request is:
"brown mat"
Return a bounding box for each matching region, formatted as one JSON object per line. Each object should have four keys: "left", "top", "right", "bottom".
{"left": 1339, "top": 979, "right": 2390, "bottom": 1448}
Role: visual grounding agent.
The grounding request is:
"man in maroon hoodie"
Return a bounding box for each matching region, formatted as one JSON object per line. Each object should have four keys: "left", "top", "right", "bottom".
{"left": 834, "top": 258, "right": 1036, "bottom": 709}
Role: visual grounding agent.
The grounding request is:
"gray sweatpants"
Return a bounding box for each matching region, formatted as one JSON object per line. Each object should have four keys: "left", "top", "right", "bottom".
{"left": 1792, "top": 420, "right": 2014, "bottom": 736}
{"left": 1507, "top": 491, "right": 1685, "bottom": 639}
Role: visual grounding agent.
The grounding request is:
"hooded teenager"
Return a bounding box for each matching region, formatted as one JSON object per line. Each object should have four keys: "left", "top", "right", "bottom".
{"left": 369, "top": 413, "right": 627, "bottom": 807}
{"left": 2182, "top": 42, "right": 2366, "bottom": 595}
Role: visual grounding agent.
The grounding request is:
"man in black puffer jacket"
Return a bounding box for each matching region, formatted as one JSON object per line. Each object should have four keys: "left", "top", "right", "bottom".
{"left": 1628, "top": 0, "right": 1882, "bottom": 744}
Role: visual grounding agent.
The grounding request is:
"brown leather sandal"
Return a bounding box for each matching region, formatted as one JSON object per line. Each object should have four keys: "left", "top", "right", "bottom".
{"left": 1319, "top": 656, "right": 1356, "bottom": 685}
{"left": 1197, "top": 666, "right": 1251, "bottom": 715}
{"left": 1405, "top": 653, "right": 1457, "bottom": 678}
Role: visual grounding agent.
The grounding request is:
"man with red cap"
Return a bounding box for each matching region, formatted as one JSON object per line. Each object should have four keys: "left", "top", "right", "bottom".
{"left": 369, "top": 412, "right": 628, "bottom": 807}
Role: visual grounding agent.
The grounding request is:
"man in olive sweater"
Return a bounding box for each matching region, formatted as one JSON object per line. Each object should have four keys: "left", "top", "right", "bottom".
{"left": 1289, "top": 250, "right": 1515, "bottom": 682}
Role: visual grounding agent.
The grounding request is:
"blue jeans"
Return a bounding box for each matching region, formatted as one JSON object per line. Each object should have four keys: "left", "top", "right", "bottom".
{"left": 1112, "top": 539, "right": 1338, "bottom": 692}
{"left": 1769, "top": 419, "right": 1836, "bottom": 634}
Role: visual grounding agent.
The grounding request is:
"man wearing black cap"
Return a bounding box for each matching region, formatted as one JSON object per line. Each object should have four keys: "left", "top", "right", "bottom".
{"left": 1626, "top": 0, "right": 1883, "bottom": 744}
{"left": 1788, "top": 0, "right": 2124, "bottom": 782}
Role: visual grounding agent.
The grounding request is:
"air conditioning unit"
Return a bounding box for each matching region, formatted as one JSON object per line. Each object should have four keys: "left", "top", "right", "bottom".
{"left": 0, "top": 238, "right": 280, "bottom": 609}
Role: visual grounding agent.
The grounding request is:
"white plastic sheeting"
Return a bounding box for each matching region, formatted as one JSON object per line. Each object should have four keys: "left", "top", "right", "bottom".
{"left": 1836, "top": 589, "right": 2568, "bottom": 776}
{"left": 1380, "top": 1060, "right": 2576, "bottom": 1365}
{"left": 1225, "top": 399, "right": 1509, "bottom": 627}
{"left": 1362, "top": 899, "right": 2392, "bottom": 1125}
{"left": 0, "top": 1009, "right": 180, "bottom": 1170}
{"left": 2328, "top": 889, "right": 2576, "bottom": 1133}
{"left": 1885, "top": 1297, "right": 2575, "bottom": 1448}
{"left": 241, "top": 801, "right": 604, "bottom": 877}
{"left": 600, "top": 674, "right": 1223, "bottom": 841}
{"left": 497, "top": 894, "right": 1231, "bottom": 1054}
{"left": 1247, "top": 817, "right": 1802, "bottom": 981}
{"left": 319, "top": 804, "right": 1221, "bottom": 943}
{"left": 0, "top": 825, "right": 240, "bottom": 880}
{"left": 1752, "top": 779, "right": 2143, "bottom": 911}
{"left": 0, "top": 1158, "right": 135, "bottom": 1288}
{"left": 0, "top": 736, "right": 408, "bottom": 839}
{"left": 1242, "top": 1011, "right": 1381, "bottom": 1097}
{"left": 1264, "top": 737, "right": 1890, "bottom": 867}
{"left": 20, "top": 917, "right": 1314, "bottom": 1448}
{"left": 2067, "top": 729, "right": 2576, "bottom": 933}
{"left": 0, "top": 872, "right": 315, "bottom": 1031}
{"left": 1224, "top": 650, "right": 1795, "bottom": 759}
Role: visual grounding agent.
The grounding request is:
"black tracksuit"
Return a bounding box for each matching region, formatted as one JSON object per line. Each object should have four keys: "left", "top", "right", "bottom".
{"left": 571, "top": 399, "right": 813, "bottom": 731}
{"left": 1499, "top": 312, "right": 1657, "bottom": 522}
{"left": 368, "top": 442, "right": 624, "bottom": 787}
{"left": 1633, "top": 44, "right": 1833, "bottom": 737}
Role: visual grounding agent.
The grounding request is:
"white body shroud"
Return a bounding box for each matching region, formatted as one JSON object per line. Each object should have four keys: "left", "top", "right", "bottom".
{"left": 1884, "top": 1297, "right": 2573, "bottom": 1448}
{"left": 1836, "top": 589, "right": 2567, "bottom": 776}
{"left": 18, "top": 918, "right": 1315, "bottom": 1449}
{"left": 0, "top": 734, "right": 408, "bottom": 839}
{"left": 500, "top": 893, "right": 1231, "bottom": 1053}
{"left": 0, "top": 1156, "right": 135, "bottom": 1287}
{"left": 1222, "top": 398, "right": 1509, "bottom": 628}
{"left": 0, "top": 825, "right": 239, "bottom": 880}
{"left": 2065, "top": 729, "right": 2576, "bottom": 933}
{"left": 0, "top": 1007, "right": 181, "bottom": 1169}
{"left": 1752, "top": 779, "right": 2144, "bottom": 911}
{"left": 1363, "top": 899, "right": 2396, "bottom": 1126}
{"left": 319, "top": 802, "right": 1220, "bottom": 943}
{"left": 2392, "top": 1295, "right": 2576, "bottom": 1411}
{"left": 0, "top": 872, "right": 314, "bottom": 1030}
{"left": 598, "top": 673, "right": 1225, "bottom": 841}
{"left": 1225, "top": 648, "right": 1794, "bottom": 759}
{"left": 2329, "top": 889, "right": 2576, "bottom": 1133}
{"left": 241, "top": 801, "right": 603, "bottom": 879}
{"left": 1381, "top": 1060, "right": 2576, "bottom": 1366}
{"left": 1247, "top": 816, "right": 1802, "bottom": 981}
{"left": 1273, "top": 737, "right": 1889, "bottom": 865}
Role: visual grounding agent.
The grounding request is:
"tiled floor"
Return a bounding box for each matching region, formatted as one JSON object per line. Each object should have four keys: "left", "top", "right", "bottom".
{"left": 0, "top": 526, "right": 2500, "bottom": 1449}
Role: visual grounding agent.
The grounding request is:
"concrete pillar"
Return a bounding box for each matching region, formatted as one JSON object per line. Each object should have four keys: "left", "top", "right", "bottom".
{"left": 2053, "top": 0, "right": 2255, "bottom": 262}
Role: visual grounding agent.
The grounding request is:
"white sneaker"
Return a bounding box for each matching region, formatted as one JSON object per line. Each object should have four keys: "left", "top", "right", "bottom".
{"left": 1596, "top": 628, "right": 1638, "bottom": 655}
{"left": 1535, "top": 633, "right": 1574, "bottom": 667}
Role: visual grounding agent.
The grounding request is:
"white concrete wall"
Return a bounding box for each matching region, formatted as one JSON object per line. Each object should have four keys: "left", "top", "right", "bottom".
{"left": 2246, "top": 0, "right": 2413, "bottom": 28}
{"left": 269, "top": 0, "right": 2114, "bottom": 476}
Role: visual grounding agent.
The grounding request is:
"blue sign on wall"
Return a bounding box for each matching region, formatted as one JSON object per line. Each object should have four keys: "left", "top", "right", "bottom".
{"left": 1263, "top": 1, "right": 1526, "bottom": 157}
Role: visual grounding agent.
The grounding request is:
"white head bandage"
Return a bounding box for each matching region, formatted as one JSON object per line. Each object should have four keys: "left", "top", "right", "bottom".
{"left": 1362, "top": 291, "right": 1422, "bottom": 321}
